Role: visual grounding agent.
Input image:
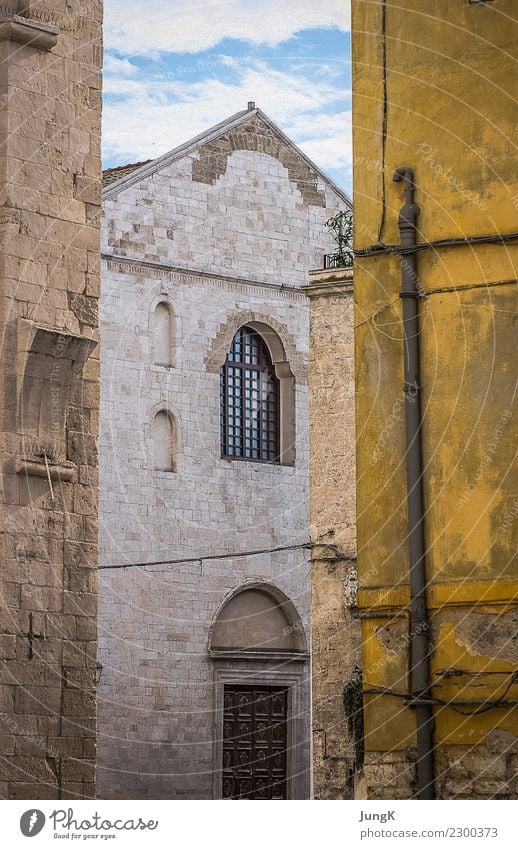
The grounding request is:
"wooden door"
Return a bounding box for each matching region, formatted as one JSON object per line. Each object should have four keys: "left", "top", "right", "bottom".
{"left": 222, "top": 685, "right": 288, "bottom": 799}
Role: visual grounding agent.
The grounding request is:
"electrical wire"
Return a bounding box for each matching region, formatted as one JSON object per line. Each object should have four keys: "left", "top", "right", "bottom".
{"left": 353, "top": 286, "right": 517, "bottom": 334}
{"left": 355, "top": 231, "right": 518, "bottom": 258}
{"left": 100, "top": 541, "right": 354, "bottom": 572}
{"left": 354, "top": 296, "right": 400, "bottom": 330}
{"left": 435, "top": 668, "right": 515, "bottom": 679}
{"left": 362, "top": 671, "right": 518, "bottom": 715}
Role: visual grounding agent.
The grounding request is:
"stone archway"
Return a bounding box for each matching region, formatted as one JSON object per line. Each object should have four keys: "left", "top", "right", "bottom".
{"left": 205, "top": 310, "right": 305, "bottom": 385}
{"left": 209, "top": 582, "right": 309, "bottom": 800}
{"left": 206, "top": 313, "right": 305, "bottom": 465}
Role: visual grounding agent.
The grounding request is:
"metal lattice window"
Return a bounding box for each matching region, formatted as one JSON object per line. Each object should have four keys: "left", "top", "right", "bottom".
{"left": 220, "top": 326, "right": 280, "bottom": 463}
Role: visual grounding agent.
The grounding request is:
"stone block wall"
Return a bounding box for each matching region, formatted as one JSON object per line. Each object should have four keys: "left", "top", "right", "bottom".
{"left": 436, "top": 733, "right": 518, "bottom": 800}
{"left": 97, "top": 260, "right": 312, "bottom": 799}
{"left": 102, "top": 112, "right": 347, "bottom": 288}
{"left": 0, "top": 1, "right": 102, "bottom": 799}
{"left": 306, "top": 268, "right": 361, "bottom": 799}
{"left": 98, "top": 127, "right": 350, "bottom": 798}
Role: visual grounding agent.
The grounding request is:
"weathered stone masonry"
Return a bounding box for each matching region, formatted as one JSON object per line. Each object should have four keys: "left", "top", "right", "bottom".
{"left": 98, "top": 109, "right": 351, "bottom": 799}
{"left": 306, "top": 268, "right": 361, "bottom": 800}
{"left": 0, "top": 1, "right": 102, "bottom": 799}
{"left": 191, "top": 114, "right": 327, "bottom": 208}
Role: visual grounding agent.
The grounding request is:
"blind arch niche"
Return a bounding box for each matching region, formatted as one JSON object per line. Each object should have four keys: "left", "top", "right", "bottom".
{"left": 153, "top": 301, "right": 173, "bottom": 366}
{"left": 153, "top": 409, "right": 176, "bottom": 471}
{"left": 209, "top": 583, "right": 307, "bottom": 659}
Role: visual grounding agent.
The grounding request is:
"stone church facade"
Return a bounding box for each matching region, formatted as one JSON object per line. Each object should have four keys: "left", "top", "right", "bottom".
{"left": 97, "top": 106, "right": 351, "bottom": 799}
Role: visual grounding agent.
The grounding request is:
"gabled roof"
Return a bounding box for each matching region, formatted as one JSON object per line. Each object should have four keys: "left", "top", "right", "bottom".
{"left": 102, "top": 106, "right": 352, "bottom": 207}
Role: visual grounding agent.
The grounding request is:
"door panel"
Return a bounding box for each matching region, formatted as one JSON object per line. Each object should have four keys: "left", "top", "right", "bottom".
{"left": 222, "top": 685, "right": 288, "bottom": 799}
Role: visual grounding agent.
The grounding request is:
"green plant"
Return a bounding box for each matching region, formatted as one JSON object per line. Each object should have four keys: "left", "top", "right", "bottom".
{"left": 326, "top": 209, "right": 354, "bottom": 268}
{"left": 342, "top": 666, "right": 364, "bottom": 770}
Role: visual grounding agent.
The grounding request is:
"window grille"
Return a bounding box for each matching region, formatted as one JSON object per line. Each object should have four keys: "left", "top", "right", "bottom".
{"left": 220, "top": 326, "right": 279, "bottom": 463}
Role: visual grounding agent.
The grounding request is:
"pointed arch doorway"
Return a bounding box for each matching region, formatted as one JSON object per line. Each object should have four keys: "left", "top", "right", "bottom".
{"left": 209, "top": 582, "right": 309, "bottom": 800}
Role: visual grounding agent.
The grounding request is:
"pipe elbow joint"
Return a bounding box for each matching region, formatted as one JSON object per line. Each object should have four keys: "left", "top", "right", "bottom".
{"left": 393, "top": 167, "right": 414, "bottom": 185}
{"left": 394, "top": 167, "right": 420, "bottom": 228}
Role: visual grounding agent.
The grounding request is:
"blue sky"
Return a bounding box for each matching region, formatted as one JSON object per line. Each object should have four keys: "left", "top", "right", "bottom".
{"left": 103, "top": 1, "right": 352, "bottom": 193}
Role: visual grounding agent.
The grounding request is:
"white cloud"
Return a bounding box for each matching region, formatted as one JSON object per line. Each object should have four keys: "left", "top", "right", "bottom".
{"left": 104, "top": 54, "right": 139, "bottom": 76}
{"left": 288, "top": 112, "right": 352, "bottom": 170}
{"left": 105, "top": 0, "right": 350, "bottom": 57}
{"left": 301, "top": 131, "right": 352, "bottom": 172}
{"left": 103, "top": 61, "right": 351, "bottom": 188}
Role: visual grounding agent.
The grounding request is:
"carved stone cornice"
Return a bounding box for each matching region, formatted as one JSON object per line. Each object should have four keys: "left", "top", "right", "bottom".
{"left": 305, "top": 266, "right": 354, "bottom": 298}
{"left": 0, "top": 6, "right": 58, "bottom": 50}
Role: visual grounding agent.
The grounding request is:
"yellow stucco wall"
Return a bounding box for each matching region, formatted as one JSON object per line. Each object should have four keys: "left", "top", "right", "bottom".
{"left": 352, "top": 0, "right": 517, "bottom": 798}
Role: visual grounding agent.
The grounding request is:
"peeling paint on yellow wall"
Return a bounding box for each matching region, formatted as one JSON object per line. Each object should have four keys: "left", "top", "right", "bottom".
{"left": 352, "top": 0, "right": 518, "bottom": 799}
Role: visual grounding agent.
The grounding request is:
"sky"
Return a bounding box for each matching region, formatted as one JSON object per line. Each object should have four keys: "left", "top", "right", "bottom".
{"left": 102, "top": 1, "right": 352, "bottom": 193}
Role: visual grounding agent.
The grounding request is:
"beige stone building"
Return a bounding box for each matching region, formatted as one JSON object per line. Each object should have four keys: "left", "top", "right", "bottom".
{"left": 305, "top": 267, "right": 360, "bottom": 799}
{"left": 0, "top": 2, "right": 102, "bottom": 798}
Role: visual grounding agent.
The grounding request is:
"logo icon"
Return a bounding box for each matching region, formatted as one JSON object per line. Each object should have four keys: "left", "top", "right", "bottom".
{"left": 20, "top": 810, "right": 46, "bottom": 837}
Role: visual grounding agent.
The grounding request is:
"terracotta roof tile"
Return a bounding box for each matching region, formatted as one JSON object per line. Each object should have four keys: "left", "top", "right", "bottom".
{"left": 102, "top": 159, "right": 154, "bottom": 187}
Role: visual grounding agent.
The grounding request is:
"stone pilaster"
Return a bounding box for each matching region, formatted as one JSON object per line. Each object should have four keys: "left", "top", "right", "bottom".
{"left": 306, "top": 267, "right": 361, "bottom": 799}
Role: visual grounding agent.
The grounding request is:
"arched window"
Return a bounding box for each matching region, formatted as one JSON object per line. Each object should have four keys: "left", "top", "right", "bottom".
{"left": 220, "top": 326, "right": 279, "bottom": 462}
{"left": 154, "top": 302, "right": 172, "bottom": 366}
{"left": 153, "top": 410, "right": 175, "bottom": 471}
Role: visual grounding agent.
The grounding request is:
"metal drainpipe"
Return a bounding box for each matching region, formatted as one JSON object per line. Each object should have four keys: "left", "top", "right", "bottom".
{"left": 393, "top": 167, "right": 435, "bottom": 799}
